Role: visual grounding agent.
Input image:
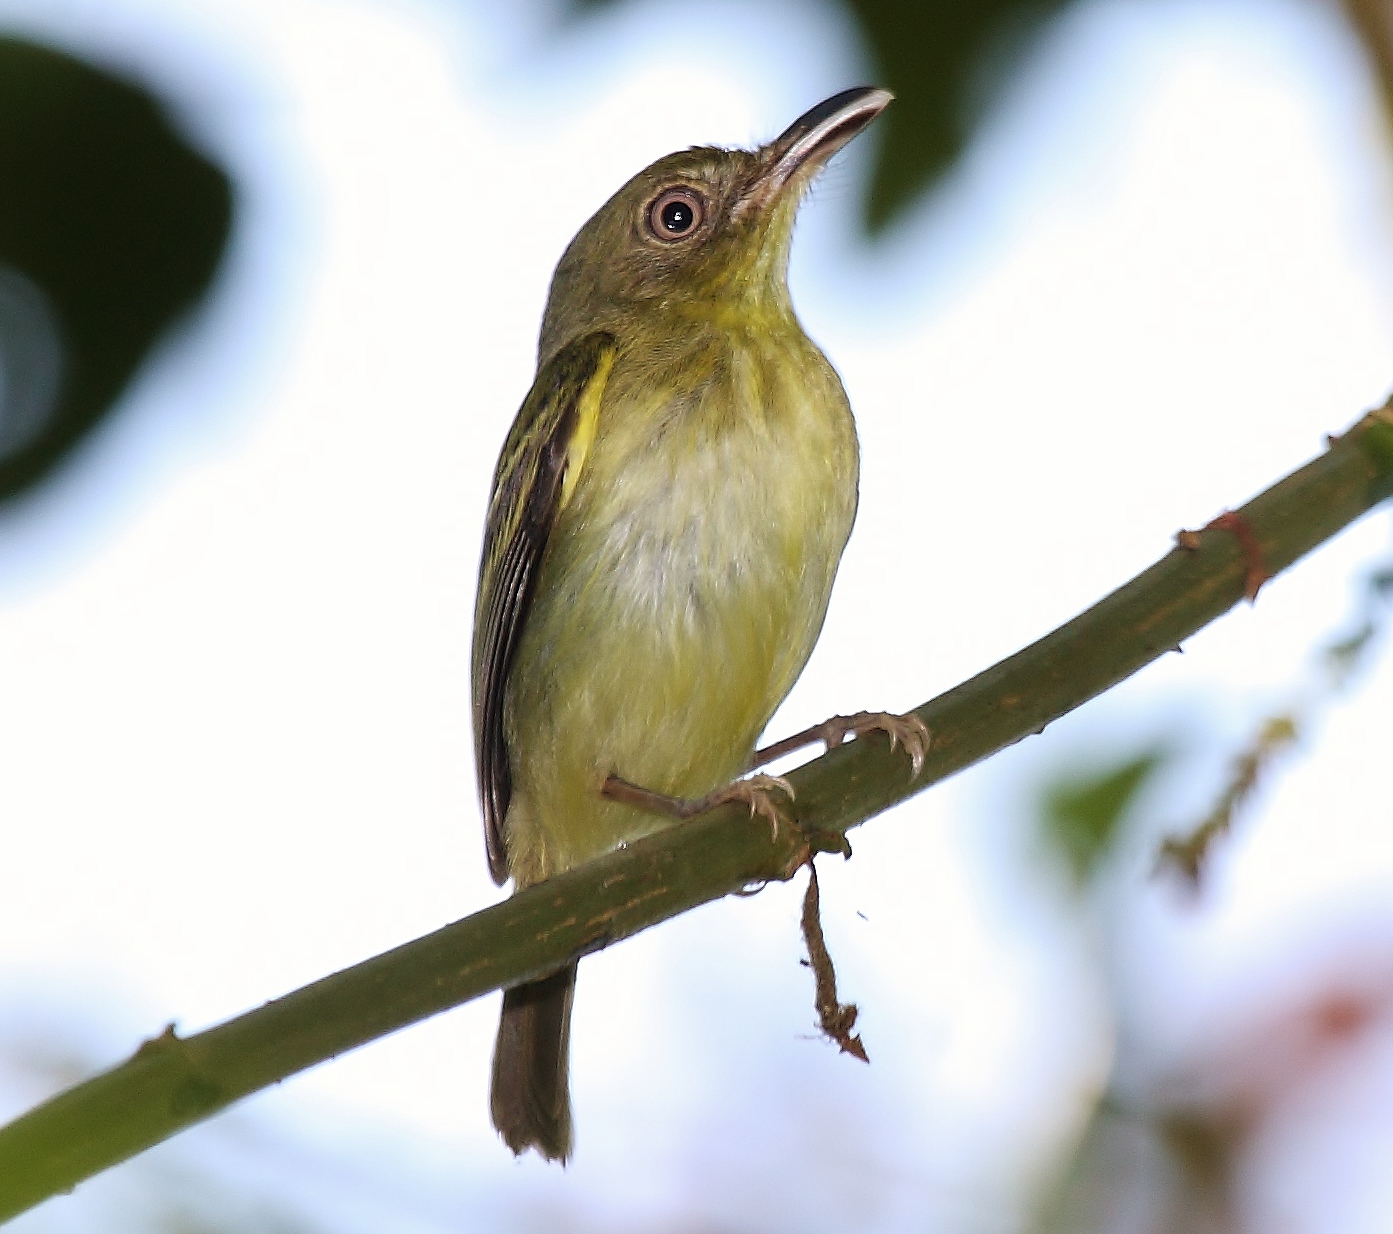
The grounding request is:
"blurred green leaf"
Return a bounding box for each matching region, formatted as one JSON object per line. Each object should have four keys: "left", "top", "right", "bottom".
{"left": 1042, "top": 751, "right": 1164, "bottom": 886}
{"left": 564, "top": 0, "right": 1076, "bottom": 231}
{"left": 0, "top": 38, "right": 232, "bottom": 501}
{"left": 835, "top": 0, "right": 1074, "bottom": 229}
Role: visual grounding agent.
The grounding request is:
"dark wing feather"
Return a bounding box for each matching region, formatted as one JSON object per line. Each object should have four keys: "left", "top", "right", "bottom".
{"left": 472, "top": 332, "right": 617, "bottom": 885}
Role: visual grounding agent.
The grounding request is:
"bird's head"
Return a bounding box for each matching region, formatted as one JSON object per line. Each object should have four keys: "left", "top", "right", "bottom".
{"left": 538, "top": 87, "right": 891, "bottom": 361}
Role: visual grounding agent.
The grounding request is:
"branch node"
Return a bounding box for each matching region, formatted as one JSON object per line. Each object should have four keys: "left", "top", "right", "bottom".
{"left": 1177, "top": 509, "right": 1270, "bottom": 602}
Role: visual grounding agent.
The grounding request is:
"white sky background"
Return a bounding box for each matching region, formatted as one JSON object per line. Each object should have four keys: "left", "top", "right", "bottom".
{"left": 0, "top": 0, "right": 1391, "bottom": 1230}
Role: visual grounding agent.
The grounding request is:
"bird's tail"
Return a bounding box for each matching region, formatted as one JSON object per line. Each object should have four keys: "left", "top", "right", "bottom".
{"left": 490, "top": 960, "right": 577, "bottom": 1162}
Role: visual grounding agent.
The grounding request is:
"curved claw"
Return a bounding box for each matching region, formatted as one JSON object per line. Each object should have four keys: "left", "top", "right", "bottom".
{"left": 714, "top": 772, "right": 795, "bottom": 839}
{"left": 818, "top": 711, "right": 931, "bottom": 777}
{"left": 892, "top": 715, "right": 932, "bottom": 777}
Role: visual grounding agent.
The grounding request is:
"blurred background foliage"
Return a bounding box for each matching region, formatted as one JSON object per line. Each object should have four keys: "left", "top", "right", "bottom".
{"left": 1025, "top": 529, "right": 1393, "bottom": 1233}
{"left": 6, "top": 0, "right": 1390, "bottom": 504}
{"left": 12, "top": 0, "right": 1108, "bottom": 512}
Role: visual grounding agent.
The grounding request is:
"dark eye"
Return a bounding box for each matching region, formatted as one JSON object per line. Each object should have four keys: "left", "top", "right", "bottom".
{"left": 647, "top": 188, "right": 704, "bottom": 241}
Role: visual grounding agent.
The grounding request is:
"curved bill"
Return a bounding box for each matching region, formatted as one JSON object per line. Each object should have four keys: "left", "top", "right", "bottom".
{"left": 740, "top": 86, "right": 893, "bottom": 216}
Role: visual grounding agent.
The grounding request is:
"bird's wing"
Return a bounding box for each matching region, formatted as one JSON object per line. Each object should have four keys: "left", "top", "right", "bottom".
{"left": 472, "top": 331, "right": 617, "bottom": 885}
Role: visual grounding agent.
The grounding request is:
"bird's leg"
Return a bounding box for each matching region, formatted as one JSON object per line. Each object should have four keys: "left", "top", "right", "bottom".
{"left": 751, "top": 711, "right": 931, "bottom": 776}
{"left": 602, "top": 771, "right": 796, "bottom": 839}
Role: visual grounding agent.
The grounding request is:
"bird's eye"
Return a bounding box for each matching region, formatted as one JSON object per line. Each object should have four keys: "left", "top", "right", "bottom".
{"left": 647, "top": 188, "right": 704, "bottom": 241}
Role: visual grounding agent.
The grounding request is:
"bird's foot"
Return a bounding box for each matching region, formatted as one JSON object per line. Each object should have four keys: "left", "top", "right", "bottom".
{"left": 754, "top": 710, "right": 930, "bottom": 776}
{"left": 815, "top": 711, "right": 931, "bottom": 774}
{"left": 702, "top": 773, "right": 796, "bottom": 839}
{"left": 602, "top": 771, "right": 795, "bottom": 839}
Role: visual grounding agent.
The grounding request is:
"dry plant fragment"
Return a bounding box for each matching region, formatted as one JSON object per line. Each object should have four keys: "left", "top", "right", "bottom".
{"left": 800, "top": 860, "right": 869, "bottom": 1063}
{"left": 1157, "top": 715, "right": 1299, "bottom": 887}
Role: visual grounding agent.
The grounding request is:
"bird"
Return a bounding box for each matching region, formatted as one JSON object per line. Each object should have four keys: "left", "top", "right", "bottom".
{"left": 472, "top": 86, "right": 923, "bottom": 1162}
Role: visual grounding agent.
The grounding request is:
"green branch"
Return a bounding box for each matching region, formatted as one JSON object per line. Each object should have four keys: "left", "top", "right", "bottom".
{"left": 2, "top": 405, "right": 1392, "bottom": 1220}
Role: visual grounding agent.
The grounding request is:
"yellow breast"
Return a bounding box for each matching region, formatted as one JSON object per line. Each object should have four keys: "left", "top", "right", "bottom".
{"left": 501, "top": 321, "right": 858, "bottom": 884}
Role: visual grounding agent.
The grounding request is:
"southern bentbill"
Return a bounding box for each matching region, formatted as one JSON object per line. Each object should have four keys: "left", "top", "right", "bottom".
{"left": 472, "top": 86, "right": 925, "bottom": 1161}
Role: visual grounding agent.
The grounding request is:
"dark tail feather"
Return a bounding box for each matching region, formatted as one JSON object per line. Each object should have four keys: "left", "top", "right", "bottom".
{"left": 490, "top": 961, "right": 577, "bottom": 1162}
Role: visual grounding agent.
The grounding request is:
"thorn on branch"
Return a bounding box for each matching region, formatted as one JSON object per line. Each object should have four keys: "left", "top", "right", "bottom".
{"left": 133, "top": 1023, "right": 181, "bottom": 1060}
{"left": 800, "top": 860, "right": 868, "bottom": 1063}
